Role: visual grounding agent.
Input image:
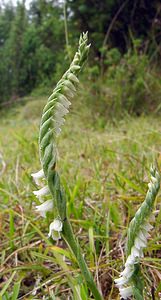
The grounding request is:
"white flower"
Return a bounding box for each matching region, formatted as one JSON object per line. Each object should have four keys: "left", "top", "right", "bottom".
{"left": 115, "top": 276, "right": 129, "bottom": 287}
{"left": 63, "top": 85, "right": 75, "bottom": 98}
{"left": 119, "top": 286, "right": 133, "bottom": 299}
{"left": 120, "top": 265, "right": 134, "bottom": 278}
{"left": 64, "top": 79, "right": 76, "bottom": 92}
{"left": 48, "top": 219, "right": 63, "bottom": 241}
{"left": 58, "top": 94, "right": 71, "bottom": 108}
{"left": 151, "top": 176, "right": 157, "bottom": 184}
{"left": 131, "top": 246, "right": 140, "bottom": 257}
{"left": 67, "top": 73, "right": 79, "bottom": 83}
{"left": 33, "top": 186, "right": 50, "bottom": 202}
{"left": 124, "top": 254, "right": 135, "bottom": 267}
{"left": 138, "top": 230, "right": 148, "bottom": 242}
{"left": 134, "top": 236, "right": 147, "bottom": 249}
{"left": 56, "top": 102, "right": 69, "bottom": 115}
{"left": 148, "top": 182, "right": 153, "bottom": 190}
{"left": 31, "top": 169, "right": 44, "bottom": 185}
{"left": 141, "top": 222, "right": 153, "bottom": 231}
{"left": 35, "top": 200, "right": 53, "bottom": 217}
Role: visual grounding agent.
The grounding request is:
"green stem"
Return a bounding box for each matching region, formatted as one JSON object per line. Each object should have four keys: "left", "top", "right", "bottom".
{"left": 48, "top": 172, "right": 103, "bottom": 299}
{"left": 62, "top": 218, "right": 103, "bottom": 300}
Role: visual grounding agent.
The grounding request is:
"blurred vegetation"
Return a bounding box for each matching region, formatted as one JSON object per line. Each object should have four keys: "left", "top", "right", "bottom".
{"left": 0, "top": 0, "right": 161, "bottom": 116}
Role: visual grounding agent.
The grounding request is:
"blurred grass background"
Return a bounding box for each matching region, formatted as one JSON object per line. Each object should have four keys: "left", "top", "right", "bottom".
{"left": 0, "top": 94, "right": 161, "bottom": 298}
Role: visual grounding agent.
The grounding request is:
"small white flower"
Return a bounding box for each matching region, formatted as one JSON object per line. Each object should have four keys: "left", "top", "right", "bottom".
{"left": 33, "top": 186, "right": 50, "bottom": 202}
{"left": 67, "top": 73, "right": 79, "bottom": 83}
{"left": 48, "top": 219, "right": 63, "bottom": 241}
{"left": 70, "top": 65, "right": 80, "bottom": 72}
{"left": 55, "top": 127, "right": 62, "bottom": 136}
{"left": 131, "top": 245, "right": 140, "bottom": 257}
{"left": 119, "top": 286, "right": 133, "bottom": 299}
{"left": 56, "top": 102, "right": 69, "bottom": 115}
{"left": 151, "top": 176, "right": 157, "bottom": 184}
{"left": 63, "top": 85, "right": 75, "bottom": 98}
{"left": 115, "top": 276, "right": 129, "bottom": 287}
{"left": 64, "top": 79, "right": 76, "bottom": 92}
{"left": 141, "top": 222, "right": 153, "bottom": 231}
{"left": 120, "top": 265, "right": 134, "bottom": 278}
{"left": 134, "top": 235, "right": 147, "bottom": 249}
{"left": 31, "top": 169, "right": 44, "bottom": 185}
{"left": 148, "top": 182, "right": 153, "bottom": 190}
{"left": 124, "top": 254, "right": 135, "bottom": 267}
{"left": 138, "top": 230, "right": 148, "bottom": 242}
{"left": 58, "top": 94, "right": 71, "bottom": 108}
{"left": 140, "top": 228, "right": 150, "bottom": 239}
{"left": 35, "top": 199, "right": 53, "bottom": 217}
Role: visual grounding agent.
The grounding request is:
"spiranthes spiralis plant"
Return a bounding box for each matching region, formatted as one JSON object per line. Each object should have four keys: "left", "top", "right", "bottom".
{"left": 32, "top": 32, "right": 103, "bottom": 300}
{"left": 115, "top": 166, "right": 160, "bottom": 300}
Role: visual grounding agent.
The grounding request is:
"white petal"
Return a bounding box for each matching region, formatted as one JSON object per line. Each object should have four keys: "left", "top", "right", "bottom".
{"left": 67, "top": 73, "right": 79, "bottom": 83}
{"left": 58, "top": 94, "right": 71, "bottom": 108}
{"left": 31, "top": 169, "right": 44, "bottom": 185}
{"left": 120, "top": 265, "right": 134, "bottom": 278}
{"left": 63, "top": 86, "right": 74, "bottom": 98}
{"left": 48, "top": 219, "right": 63, "bottom": 241}
{"left": 131, "top": 246, "right": 140, "bottom": 257}
{"left": 56, "top": 102, "right": 69, "bottom": 115}
{"left": 35, "top": 200, "right": 53, "bottom": 217}
{"left": 125, "top": 254, "right": 135, "bottom": 267}
{"left": 134, "top": 237, "right": 141, "bottom": 250}
{"left": 148, "top": 182, "right": 153, "bottom": 190}
{"left": 115, "top": 276, "right": 128, "bottom": 287}
{"left": 135, "top": 237, "right": 147, "bottom": 249}
{"left": 70, "top": 65, "right": 80, "bottom": 72}
{"left": 119, "top": 286, "right": 133, "bottom": 299}
{"left": 140, "top": 229, "right": 150, "bottom": 239}
{"left": 142, "top": 222, "right": 153, "bottom": 231}
{"left": 151, "top": 176, "right": 157, "bottom": 184}
{"left": 64, "top": 79, "right": 76, "bottom": 92}
{"left": 54, "top": 115, "right": 65, "bottom": 124}
{"left": 138, "top": 230, "right": 147, "bottom": 243}
{"left": 52, "top": 219, "right": 63, "bottom": 231}
{"left": 33, "top": 186, "right": 50, "bottom": 202}
{"left": 55, "top": 127, "right": 62, "bottom": 136}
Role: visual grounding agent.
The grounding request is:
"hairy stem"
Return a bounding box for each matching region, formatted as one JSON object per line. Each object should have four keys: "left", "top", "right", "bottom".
{"left": 48, "top": 172, "right": 103, "bottom": 300}
{"left": 62, "top": 218, "right": 103, "bottom": 300}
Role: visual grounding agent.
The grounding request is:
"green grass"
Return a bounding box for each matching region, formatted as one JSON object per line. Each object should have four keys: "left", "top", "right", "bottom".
{"left": 0, "top": 96, "right": 161, "bottom": 299}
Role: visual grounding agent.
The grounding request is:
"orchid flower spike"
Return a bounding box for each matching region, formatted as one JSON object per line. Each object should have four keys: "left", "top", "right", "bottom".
{"left": 115, "top": 166, "right": 160, "bottom": 299}
{"left": 31, "top": 33, "right": 90, "bottom": 241}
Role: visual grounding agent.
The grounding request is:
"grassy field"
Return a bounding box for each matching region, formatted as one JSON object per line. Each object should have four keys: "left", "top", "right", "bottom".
{"left": 0, "top": 96, "right": 161, "bottom": 299}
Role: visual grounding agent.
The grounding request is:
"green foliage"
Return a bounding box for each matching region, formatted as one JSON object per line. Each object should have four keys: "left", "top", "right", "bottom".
{"left": 80, "top": 42, "right": 161, "bottom": 121}
{"left": 0, "top": 0, "right": 161, "bottom": 112}
{"left": 0, "top": 0, "right": 66, "bottom": 104}
{"left": 105, "top": 44, "right": 161, "bottom": 117}
{"left": 67, "top": 0, "right": 161, "bottom": 56}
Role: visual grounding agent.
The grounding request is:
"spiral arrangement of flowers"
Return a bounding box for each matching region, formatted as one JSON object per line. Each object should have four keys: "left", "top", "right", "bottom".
{"left": 115, "top": 166, "right": 160, "bottom": 299}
